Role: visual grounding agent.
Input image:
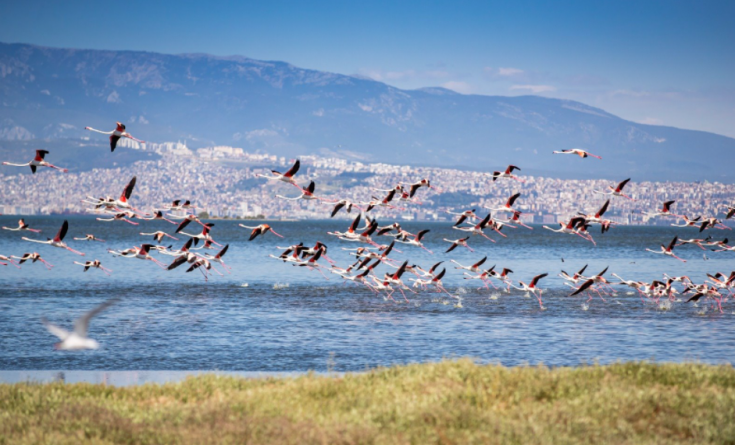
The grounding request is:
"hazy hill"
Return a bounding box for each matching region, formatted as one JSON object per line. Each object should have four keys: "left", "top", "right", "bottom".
{"left": 1, "top": 42, "right": 733, "bottom": 182}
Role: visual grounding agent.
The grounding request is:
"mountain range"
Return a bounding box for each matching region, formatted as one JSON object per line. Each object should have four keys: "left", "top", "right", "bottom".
{"left": 0, "top": 42, "right": 733, "bottom": 182}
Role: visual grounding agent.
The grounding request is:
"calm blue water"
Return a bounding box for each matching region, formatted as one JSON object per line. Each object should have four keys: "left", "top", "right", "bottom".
{"left": 0, "top": 215, "right": 733, "bottom": 373}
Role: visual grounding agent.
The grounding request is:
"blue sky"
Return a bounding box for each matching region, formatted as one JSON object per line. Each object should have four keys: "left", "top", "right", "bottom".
{"left": 2, "top": 0, "right": 734, "bottom": 137}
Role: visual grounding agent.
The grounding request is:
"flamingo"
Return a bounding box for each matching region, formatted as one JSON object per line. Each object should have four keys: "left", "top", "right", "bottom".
{"left": 578, "top": 200, "right": 610, "bottom": 224}
{"left": 255, "top": 159, "right": 302, "bottom": 188}
{"left": 73, "top": 234, "right": 105, "bottom": 242}
{"left": 338, "top": 220, "right": 380, "bottom": 247}
{"left": 41, "top": 298, "right": 119, "bottom": 350}
{"left": 453, "top": 214, "right": 495, "bottom": 241}
{"left": 363, "top": 189, "right": 403, "bottom": 212}
{"left": 726, "top": 206, "right": 735, "bottom": 220}
{"left": 157, "top": 239, "right": 195, "bottom": 257}
{"left": 139, "top": 211, "right": 177, "bottom": 224}
{"left": 85, "top": 122, "right": 145, "bottom": 152}
{"left": 202, "top": 244, "right": 231, "bottom": 271}
{"left": 558, "top": 264, "right": 588, "bottom": 284}
{"left": 503, "top": 211, "right": 533, "bottom": 230}
{"left": 491, "top": 165, "right": 524, "bottom": 182}
{"left": 74, "top": 259, "right": 112, "bottom": 275}
{"left": 277, "top": 181, "right": 333, "bottom": 202}
{"left": 328, "top": 214, "right": 363, "bottom": 239}
{"left": 699, "top": 217, "right": 730, "bottom": 232}
{"left": 127, "top": 244, "right": 168, "bottom": 269}
{"left": 411, "top": 269, "right": 455, "bottom": 298}
{"left": 140, "top": 231, "right": 179, "bottom": 243}
{"left": 594, "top": 178, "right": 633, "bottom": 200}
{"left": 451, "top": 256, "right": 487, "bottom": 273}
{"left": 552, "top": 148, "right": 602, "bottom": 159}
{"left": 444, "top": 237, "right": 473, "bottom": 253}
{"left": 96, "top": 211, "right": 139, "bottom": 225}
{"left": 486, "top": 192, "right": 521, "bottom": 213}
{"left": 22, "top": 220, "right": 84, "bottom": 256}
{"left": 447, "top": 209, "right": 481, "bottom": 226}
{"left": 395, "top": 229, "right": 432, "bottom": 253}
{"left": 512, "top": 273, "right": 549, "bottom": 308}
{"left": 330, "top": 199, "right": 362, "bottom": 217}
{"left": 407, "top": 178, "right": 440, "bottom": 197}
{"left": 646, "top": 236, "right": 686, "bottom": 262}
{"left": 240, "top": 223, "right": 284, "bottom": 240}
{"left": 177, "top": 222, "right": 222, "bottom": 247}
{"left": 11, "top": 252, "right": 53, "bottom": 269}
{"left": 2, "top": 218, "right": 41, "bottom": 233}
{"left": 83, "top": 176, "right": 140, "bottom": 214}
{"left": 671, "top": 215, "right": 702, "bottom": 228}
{"left": 3, "top": 150, "right": 68, "bottom": 173}
{"left": 646, "top": 200, "right": 678, "bottom": 218}
{"left": 543, "top": 217, "right": 590, "bottom": 241}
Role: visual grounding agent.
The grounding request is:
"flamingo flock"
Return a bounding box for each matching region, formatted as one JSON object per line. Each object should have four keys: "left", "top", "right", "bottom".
{"left": 1, "top": 120, "right": 734, "bottom": 350}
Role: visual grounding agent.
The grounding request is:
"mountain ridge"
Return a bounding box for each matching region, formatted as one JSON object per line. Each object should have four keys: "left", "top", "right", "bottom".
{"left": 0, "top": 42, "right": 733, "bottom": 182}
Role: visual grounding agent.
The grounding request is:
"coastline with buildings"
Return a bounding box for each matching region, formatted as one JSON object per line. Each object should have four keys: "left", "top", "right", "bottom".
{"left": 1, "top": 138, "right": 733, "bottom": 224}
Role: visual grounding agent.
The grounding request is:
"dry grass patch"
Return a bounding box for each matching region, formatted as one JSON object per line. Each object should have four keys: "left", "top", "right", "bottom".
{"left": 1, "top": 360, "right": 735, "bottom": 444}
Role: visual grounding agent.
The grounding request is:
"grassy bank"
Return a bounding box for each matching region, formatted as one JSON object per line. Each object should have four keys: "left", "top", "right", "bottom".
{"left": 2, "top": 360, "right": 735, "bottom": 444}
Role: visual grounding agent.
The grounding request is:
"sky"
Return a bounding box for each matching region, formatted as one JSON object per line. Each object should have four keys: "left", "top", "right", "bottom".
{"left": 1, "top": 0, "right": 734, "bottom": 137}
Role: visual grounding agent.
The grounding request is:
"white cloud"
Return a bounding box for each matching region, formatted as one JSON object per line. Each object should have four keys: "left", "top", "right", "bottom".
{"left": 497, "top": 67, "right": 524, "bottom": 77}
{"left": 509, "top": 84, "right": 557, "bottom": 94}
{"left": 441, "top": 81, "right": 473, "bottom": 94}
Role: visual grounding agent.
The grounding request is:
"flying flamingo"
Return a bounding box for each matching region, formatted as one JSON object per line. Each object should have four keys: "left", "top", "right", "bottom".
{"left": 85, "top": 122, "right": 145, "bottom": 152}
{"left": 73, "top": 234, "right": 105, "bottom": 242}
{"left": 11, "top": 252, "right": 53, "bottom": 269}
{"left": 504, "top": 210, "right": 533, "bottom": 229}
{"left": 453, "top": 214, "right": 495, "bottom": 241}
{"left": 96, "top": 211, "right": 138, "bottom": 225}
{"left": 140, "top": 231, "right": 179, "bottom": 243}
{"left": 83, "top": 176, "right": 140, "bottom": 214}
{"left": 202, "top": 244, "right": 231, "bottom": 271}
{"left": 277, "top": 181, "right": 333, "bottom": 202}
{"left": 671, "top": 215, "right": 702, "bottom": 228}
{"left": 139, "top": 211, "right": 177, "bottom": 224}
{"left": 444, "top": 237, "right": 473, "bottom": 253}
{"left": 491, "top": 165, "right": 524, "bottom": 182}
{"left": 577, "top": 200, "right": 609, "bottom": 224}
{"left": 552, "top": 148, "right": 602, "bottom": 159}
{"left": 255, "top": 159, "right": 302, "bottom": 189}
{"left": 447, "top": 209, "right": 481, "bottom": 226}
{"left": 646, "top": 236, "right": 686, "bottom": 262}
{"left": 512, "top": 273, "right": 549, "bottom": 308}
{"left": 395, "top": 229, "right": 432, "bottom": 253}
{"left": 0, "top": 253, "right": 21, "bottom": 268}
{"left": 486, "top": 192, "right": 521, "bottom": 213}
{"left": 543, "top": 217, "right": 589, "bottom": 241}
{"left": 41, "top": 298, "right": 119, "bottom": 350}
{"left": 330, "top": 199, "right": 362, "bottom": 217}
{"left": 407, "top": 178, "right": 440, "bottom": 197}
{"left": 2, "top": 219, "right": 41, "bottom": 233}
{"left": 177, "top": 222, "right": 222, "bottom": 247}
{"left": 3, "top": 150, "right": 68, "bottom": 173}
{"left": 22, "top": 220, "right": 84, "bottom": 256}
{"left": 240, "top": 224, "right": 284, "bottom": 240}
{"left": 74, "top": 259, "right": 112, "bottom": 275}
{"left": 594, "top": 178, "right": 634, "bottom": 200}
{"left": 558, "top": 264, "right": 588, "bottom": 284}
{"left": 646, "top": 200, "right": 678, "bottom": 218}
{"left": 451, "top": 256, "right": 487, "bottom": 273}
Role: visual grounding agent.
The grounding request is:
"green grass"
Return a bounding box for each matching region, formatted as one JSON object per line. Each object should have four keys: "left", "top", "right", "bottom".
{"left": 2, "top": 360, "right": 735, "bottom": 444}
